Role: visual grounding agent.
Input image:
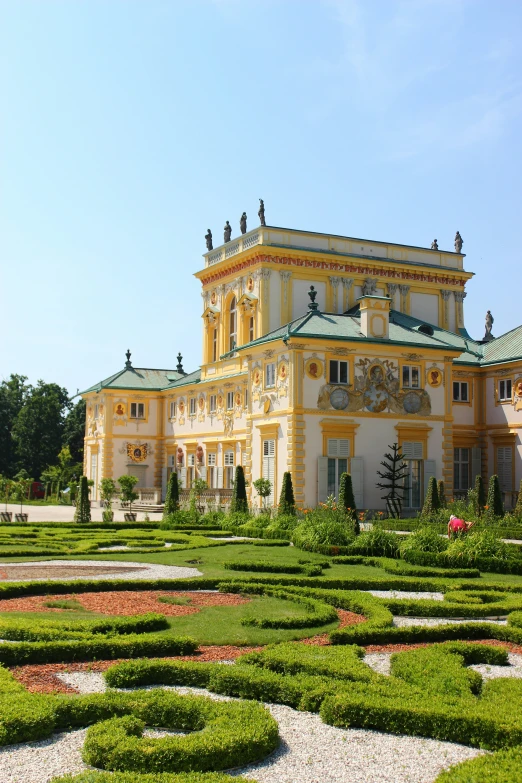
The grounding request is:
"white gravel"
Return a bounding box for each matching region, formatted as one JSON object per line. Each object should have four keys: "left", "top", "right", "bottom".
{"left": 470, "top": 652, "right": 522, "bottom": 680}
{"left": 10, "top": 671, "right": 486, "bottom": 783}
{"left": 392, "top": 616, "right": 508, "bottom": 627}
{"left": 367, "top": 590, "right": 444, "bottom": 601}
{"left": 0, "top": 559, "right": 202, "bottom": 582}
{"left": 364, "top": 653, "right": 392, "bottom": 676}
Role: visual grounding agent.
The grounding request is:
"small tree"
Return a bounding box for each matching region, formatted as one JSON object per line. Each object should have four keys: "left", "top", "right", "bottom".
{"left": 375, "top": 444, "right": 409, "bottom": 519}
{"left": 163, "top": 472, "right": 180, "bottom": 517}
{"left": 422, "top": 476, "right": 440, "bottom": 518}
{"left": 338, "top": 472, "right": 358, "bottom": 532}
{"left": 74, "top": 476, "right": 91, "bottom": 523}
{"left": 231, "top": 466, "right": 248, "bottom": 513}
{"left": 437, "top": 480, "right": 446, "bottom": 509}
{"left": 278, "top": 471, "right": 296, "bottom": 516}
{"left": 253, "top": 477, "right": 272, "bottom": 511}
{"left": 118, "top": 474, "right": 139, "bottom": 516}
{"left": 0, "top": 476, "right": 11, "bottom": 512}
{"left": 474, "top": 474, "right": 486, "bottom": 515}
{"left": 189, "top": 477, "right": 208, "bottom": 521}
{"left": 487, "top": 474, "right": 504, "bottom": 518}
{"left": 99, "top": 477, "right": 117, "bottom": 522}
{"left": 514, "top": 479, "right": 522, "bottom": 520}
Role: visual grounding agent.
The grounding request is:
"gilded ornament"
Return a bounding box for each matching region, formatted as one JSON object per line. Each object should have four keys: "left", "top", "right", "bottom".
{"left": 305, "top": 357, "right": 323, "bottom": 380}
{"left": 427, "top": 368, "right": 443, "bottom": 388}
{"left": 127, "top": 443, "right": 148, "bottom": 463}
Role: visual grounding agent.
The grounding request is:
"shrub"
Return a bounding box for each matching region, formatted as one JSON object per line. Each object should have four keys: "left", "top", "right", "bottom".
{"left": 74, "top": 477, "right": 91, "bottom": 524}
{"left": 446, "top": 529, "right": 513, "bottom": 565}
{"left": 164, "top": 473, "right": 180, "bottom": 517}
{"left": 399, "top": 527, "right": 449, "bottom": 556}
{"left": 338, "top": 473, "right": 357, "bottom": 527}
{"left": 437, "top": 480, "right": 447, "bottom": 508}
{"left": 278, "top": 472, "right": 296, "bottom": 516}
{"left": 230, "top": 467, "right": 248, "bottom": 514}
{"left": 421, "top": 477, "right": 440, "bottom": 518}
{"left": 118, "top": 475, "right": 139, "bottom": 516}
{"left": 475, "top": 474, "right": 487, "bottom": 515}
{"left": 292, "top": 509, "right": 356, "bottom": 553}
{"left": 349, "top": 528, "right": 401, "bottom": 558}
{"left": 487, "top": 474, "right": 504, "bottom": 518}
{"left": 514, "top": 479, "right": 522, "bottom": 520}
{"left": 434, "top": 746, "right": 522, "bottom": 783}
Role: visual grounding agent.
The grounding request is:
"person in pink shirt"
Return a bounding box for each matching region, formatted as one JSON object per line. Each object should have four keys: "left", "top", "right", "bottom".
{"left": 448, "top": 515, "right": 474, "bottom": 539}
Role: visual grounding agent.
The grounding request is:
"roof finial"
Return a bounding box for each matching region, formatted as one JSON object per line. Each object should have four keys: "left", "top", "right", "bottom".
{"left": 176, "top": 353, "right": 184, "bottom": 374}
{"left": 308, "top": 285, "right": 319, "bottom": 312}
{"left": 125, "top": 349, "right": 132, "bottom": 368}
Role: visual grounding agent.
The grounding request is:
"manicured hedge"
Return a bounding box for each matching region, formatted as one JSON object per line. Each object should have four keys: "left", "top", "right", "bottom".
{"left": 434, "top": 746, "right": 522, "bottom": 782}
{"left": 223, "top": 561, "right": 322, "bottom": 576}
{"left": 52, "top": 773, "right": 258, "bottom": 783}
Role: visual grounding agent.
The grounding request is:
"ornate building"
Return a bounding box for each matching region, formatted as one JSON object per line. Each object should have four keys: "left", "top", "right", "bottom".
{"left": 82, "top": 220, "right": 522, "bottom": 511}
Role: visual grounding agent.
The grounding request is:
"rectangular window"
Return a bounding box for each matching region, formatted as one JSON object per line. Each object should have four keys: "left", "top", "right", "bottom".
{"left": 188, "top": 454, "right": 195, "bottom": 467}
{"left": 227, "top": 391, "right": 234, "bottom": 410}
{"left": 265, "top": 362, "right": 276, "bottom": 388}
{"left": 130, "top": 402, "right": 145, "bottom": 419}
{"left": 224, "top": 450, "right": 235, "bottom": 489}
{"left": 262, "top": 439, "right": 275, "bottom": 504}
{"left": 244, "top": 388, "right": 248, "bottom": 408}
{"left": 90, "top": 453, "right": 97, "bottom": 499}
{"left": 453, "top": 382, "right": 469, "bottom": 402}
{"left": 329, "top": 360, "right": 349, "bottom": 385}
{"left": 402, "top": 365, "right": 421, "bottom": 388}
{"left": 499, "top": 379, "right": 512, "bottom": 402}
{"left": 249, "top": 316, "right": 254, "bottom": 343}
{"left": 169, "top": 401, "right": 176, "bottom": 419}
{"left": 402, "top": 441, "right": 423, "bottom": 509}
{"left": 209, "top": 394, "right": 217, "bottom": 413}
{"left": 453, "top": 447, "right": 470, "bottom": 491}
{"left": 497, "top": 446, "right": 513, "bottom": 492}
{"left": 326, "top": 439, "right": 350, "bottom": 500}
{"left": 207, "top": 452, "right": 216, "bottom": 488}
{"left": 212, "top": 329, "right": 218, "bottom": 363}
{"left": 94, "top": 404, "right": 99, "bottom": 419}
{"left": 189, "top": 398, "right": 197, "bottom": 416}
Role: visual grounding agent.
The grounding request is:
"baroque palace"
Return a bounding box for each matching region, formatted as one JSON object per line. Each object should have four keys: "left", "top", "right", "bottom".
{"left": 82, "top": 209, "right": 522, "bottom": 512}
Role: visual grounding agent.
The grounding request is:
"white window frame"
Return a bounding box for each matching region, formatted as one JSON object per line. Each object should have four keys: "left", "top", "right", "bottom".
{"left": 329, "top": 360, "right": 349, "bottom": 385}
{"left": 262, "top": 439, "right": 275, "bottom": 503}
{"left": 265, "top": 362, "right": 276, "bottom": 388}
{"left": 453, "top": 381, "right": 469, "bottom": 402}
{"left": 499, "top": 379, "right": 512, "bottom": 402}
{"left": 224, "top": 450, "right": 235, "bottom": 489}
{"left": 229, "top": 297, "right": 237, "bottom": 352}
{"left": 130, "top": 402, "right": 145, "bottom": 419}
{"left": 402, "top": 365, "right": 421, "bottom": 389}
{"left": 248, "top": 316, "right": 254, "bottom": 343}
{"left": 189, "top": 398, "right": 197, "bottom": 416}
{"left": 169, "top": 401, "right": 177, "bottom": 419}
{"left": 226, "top": 391, "right": 234, "bottom": 410}
{"left": 212, "top": 328, "right": 218, "bottom": 363}
{"left": 207, "top": 452, "right": 217, "bottom": 488}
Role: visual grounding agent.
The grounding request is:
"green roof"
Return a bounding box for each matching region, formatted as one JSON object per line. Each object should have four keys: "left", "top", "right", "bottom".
{"left": 81, "top": 366, "right": 186, "bottom": 394}
{"left": 480, "top": 325, "right": 522, "bottom": 366}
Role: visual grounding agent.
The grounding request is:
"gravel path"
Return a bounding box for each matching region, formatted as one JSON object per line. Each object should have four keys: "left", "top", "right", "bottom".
{"left": 0, "top": 560, "right": 202, "bottom": 582}
{"left": 470, "top": 652, "right": 522, "bottom": 680}
{"left": 367, "top": 590, "right": 444, "bottom": 600}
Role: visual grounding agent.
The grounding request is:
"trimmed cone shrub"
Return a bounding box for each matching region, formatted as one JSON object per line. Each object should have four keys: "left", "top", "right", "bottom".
{"left": 230, "top": 466, "right": 248, "bottom": 514}
{"left": 475, "top": 474, "right": 486, "bottom": 515}
{"left": 278, "top": 472, "right": 296, "bottom": 516}
{"left": 487, "top": 474, "right": 504, "bottom": 518}
{"left": 421, "top": 477, "right": 440, "bottom": 518}
{"left": 437, "top": 480, "right": 446, "bottom": 509}
{"left": 163, "top": 473, "right": 180, "bottom": 518}
{"left": 74, "top": 476, "right": 91, "bottom": 524}
{"left": 339, "top": 473, "right": 357, "bottom": 528}
{"left": 514, "top": 478, "right": 522, "bottom": 520}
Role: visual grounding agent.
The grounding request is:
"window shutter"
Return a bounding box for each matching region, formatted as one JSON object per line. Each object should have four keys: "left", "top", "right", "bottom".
{"left": 423, "top": 459, "right": 437, "bottom": 498}
{"left": 317, "top": 456, "right": 329, "bottom": 504}
{"left": 179, "top": 467, "right": 186, "bottom": 490}
{"left": 402, "top": 441, "right": 423, "bottom": 460}
{"left": 168, "top": 455, "right": 175, "bottom": 468}
{"left": 327, "top": 439, "right": 350, "bottom": 457}
{"left": 161, "top": 467, "right": 167, "bottom": 501}
{"left": 217, "top": 467, "right": 224, "bottom": 489}
{"left": 471, "top": 447, "right": 482, "bottom": 483}
{"left": 497, "top": 447, "right": 513, "bottom": 492}
{"left": 199, "top": 466, "right": 207, "bottom": 482}
{"left": 351, "top": 456, "right": 364, "bottom": 508}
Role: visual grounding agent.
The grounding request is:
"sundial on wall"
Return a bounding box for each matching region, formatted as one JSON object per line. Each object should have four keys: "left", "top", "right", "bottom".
{"left": 403, "top": 392, "right": 422, "bottom": 414}
{"left": 330, "top": 388, "right": 350, "bottom": 410}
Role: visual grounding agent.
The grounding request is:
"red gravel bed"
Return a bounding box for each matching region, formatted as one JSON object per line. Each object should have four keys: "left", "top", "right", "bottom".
{"left": 0, "top": 591, "right": 250, "bottom": 616}
{"left": 301, "top": 610, "right": 366, "bottom": 646}
{"left": 363, "top": 639, "right": 522, "bottom": 654}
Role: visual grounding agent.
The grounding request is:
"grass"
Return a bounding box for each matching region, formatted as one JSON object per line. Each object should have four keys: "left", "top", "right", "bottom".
{"left": 157, "top": 596, "right": 192, "bottom": 606}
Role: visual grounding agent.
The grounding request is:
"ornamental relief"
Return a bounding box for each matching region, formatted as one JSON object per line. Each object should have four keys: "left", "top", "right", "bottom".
{"left": 317, "top": 358, "right": 431, "bottom": 415}
{"left": 514, "top": 378, "right": 522, "bottom": 412}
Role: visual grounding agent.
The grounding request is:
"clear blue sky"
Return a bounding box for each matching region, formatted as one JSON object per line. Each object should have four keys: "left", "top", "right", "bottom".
{"left": 1, "top": 0, "right": 521, "bottom": 396}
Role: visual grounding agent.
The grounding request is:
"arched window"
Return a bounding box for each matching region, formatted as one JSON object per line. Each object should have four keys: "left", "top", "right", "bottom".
{"left": 229, "top": 296, "right": 237, "bottom": 351}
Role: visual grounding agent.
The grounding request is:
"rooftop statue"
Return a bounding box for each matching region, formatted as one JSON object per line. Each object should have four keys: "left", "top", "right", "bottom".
{"left": 240, "top": 212, "right": 247, "bottom": 234}
{"left": 484, "top": 310, "right": 494, "bottom": 341}
{"left": 258, "top": 199, "right": 266, "bottom": 226}
{"left": 205, "top": 229, "right": 213, "bottom": 251}
{"left": 224, "top": 221, "right": 232, "bottom": 243}
{"left": 431, "top": 239, "right": 439, "bottom": 250}
{"left": 454, "top": 231, "right": 463, "bottom": 253}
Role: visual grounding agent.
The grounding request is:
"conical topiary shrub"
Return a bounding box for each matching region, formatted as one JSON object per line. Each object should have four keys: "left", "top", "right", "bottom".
{"left": 487, "top": 475, "right": 504, "bottom": 518}
{"left": 421, "top": 476, "right": 440, "bottom": 518}
{"left": 437, "top": 480, "right": 447, "bottom": 509}
{"left": 339, "top": 472, "right": 359, "bottom": 534}
{"left": 514, "top": 479, "right": 522, "bottom": 520}
{"left": 74, "top": 476, "right": 91, "bottom": 524}
{"left": 230, "top": 466, "right": 248, "bottom": 513}
{"left": 278, "top": 472, "right": 296, "bottom": 516}
{"left": 474, "top": 474, "right": 486, "bottom": 515}
{"left": 163, "top": 472, "right": 180, "bottom": 518}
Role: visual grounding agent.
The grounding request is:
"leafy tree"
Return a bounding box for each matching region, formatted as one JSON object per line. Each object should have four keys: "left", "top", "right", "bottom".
{"left": 74, "top": 476, "right": 91, "bottom": 523}
{"left": 11, "top": 381, "right": 71, "bottom": 479}
{"left": 376, "top": 443, "right": 409, "bottom": 518}
{"left": 422, "top": 476, "right": 440, "bottom": 517}
{"left": 62, "top": 399, "right": 86, "bottom": 463}
{"left": 231, "top": 466, "right": 248, "bottom": 513}
{"left": 475, "top": 474, "right": 487, "bottom": 515}
{"left": 487, "top": 474, "right": 504, "bottom": 518}
{"left": 118, "top": 474, "right": 139, "bottom": 516}
{"left": 253, "top": 477, "right": 272, "bottom": 510}
{"left": 163, "top": 472, "right": 180, "bottom": 517}
{"left": 437, "top": 480, "right": 447, "bottom": 509}
{"left": 278, "top": 471, "right": 296, "bottom": 516}
{"left": 12, "top": 472, "right": 33, "bottom": 516}
{"left": 189, "top": 477, "right": 208, "bottom": 522}
{"left": 0, "top": 375, "right": 30, "bottom": 477}
{"left": 99, "top": 477, "right": 117, "bottom": 522}
{"left": 0, "top": 476, "right": 12, "bottom": 512}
